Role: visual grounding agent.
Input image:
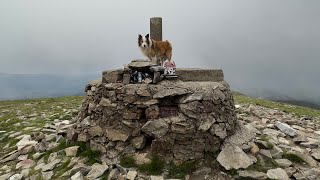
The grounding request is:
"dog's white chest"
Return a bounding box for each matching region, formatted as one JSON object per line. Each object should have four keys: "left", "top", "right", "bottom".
{"left": 140, "top": 48, "right": 151, "bottom": 57}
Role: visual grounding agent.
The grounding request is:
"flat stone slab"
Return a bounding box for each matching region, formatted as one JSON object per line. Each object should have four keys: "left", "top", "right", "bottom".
{"left": 128, "top": 59, "right": 157, "bottom": 69}
{"left": 101, "top": 67, "right": 224, "bottom": 83}
{"left": 175, "top": 68, "right": 224, "bottom": 82}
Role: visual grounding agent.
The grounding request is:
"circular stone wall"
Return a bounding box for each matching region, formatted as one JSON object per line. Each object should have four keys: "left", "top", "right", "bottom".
{"left": 68, "top": 79, "right": 237, "bottom": 163}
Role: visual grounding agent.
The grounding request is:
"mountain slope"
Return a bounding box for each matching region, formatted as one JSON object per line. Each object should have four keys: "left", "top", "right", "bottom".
{"left": 233, "top": 92, "right": 320, "bottom": 117}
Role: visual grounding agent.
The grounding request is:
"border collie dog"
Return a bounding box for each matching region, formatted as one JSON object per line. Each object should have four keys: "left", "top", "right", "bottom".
{"left": 138, "top": 34, "right": 172, "bottom": 65}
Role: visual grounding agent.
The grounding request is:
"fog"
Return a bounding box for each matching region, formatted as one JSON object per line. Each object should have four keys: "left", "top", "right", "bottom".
{"left": 0, "top": 0, "right": 319, "bottom": 103}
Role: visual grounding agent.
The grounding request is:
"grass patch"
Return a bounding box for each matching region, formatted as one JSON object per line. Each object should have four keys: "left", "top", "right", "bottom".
{"left": 78, "top": 146, "right": 101, "bottom": 165}
{"left": 234, "top": 93, "right": 320, "bottom": 117}
{"left": 43, "top": 140, "right": 69, "bottom": 163}
{"left": 28, "top": 169, "right": 42, "bottom": 179}
{"left": 61, "top": 114, "right": 72, "bottom": 120}
{"left": 99, "top": 171, "right": 110, "bottom": 180}
{"left": 167, "top": 160, "right": 199, "bottom": 179}
{"left": 258, "top": 134, "right": 269, "bottom": 141}
{"left": 247, "top": 155, "right": 278, "bottom": 173}
{"left": 60, "top": 140, "right": 101, "bottom": 165}
{"left": 257, "top": 135, "right": 274, "bottom": 150}
{"left": 53, "top": 158, "right": 72, "bottom": 178}
{"left": 138, "top": 156, "right": 165, "bottom": 175}
{"left": 282, "top": 152, "right": 304, "bottom": 163}
{"left": 266, "top": 142, "right": 274, "bottom": 149}
{"left": 0, "top": 135, "right": 20, "bottom": 153}
{"left": 0, "top": 96, "right": 83, "bottom": 105}
{"left": 41, "top": 139, "right": 101, "bottom": 165}
{"left": 204, "top": 150, "right": 220, "bottom": 168}
{"left": 227, "top": 169, "right": 238, "bottom": 176}
{"left": 120, "top": 155, "right": 137, "bottom": 168}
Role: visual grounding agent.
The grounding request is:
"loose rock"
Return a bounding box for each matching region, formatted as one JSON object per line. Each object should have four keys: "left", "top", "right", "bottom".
{"left": 108, "top": 168, "right": 120, "bottom": 180}
{"left": 42, "top": 171, "right": 54, "bottom": 180}
{"left": 217, "top": 144, "right": 256, "bottom": 170}
{"left": 275, "top": 121, "right": 296, "bottom": 137}
{"left": 267, "top": 168, "right": 289, "bottom": 180}
{"left": 9, "top": 174, "right": 23, "bottom": 180}
{"left": 275, "top": 159, "right": 292, "bottom": 168}
{"left": 65, "top": 146, "right": 79, "bottom": 157}
{"left": 126, "top": 170, "right": 137, "bottom": 180}
{"left": 86, "top": 163, "right": 108, "bottom": 179}
{"left": 42, "top": 159, "right": 61, "bottom": 172}
{"left": 71, "top": 171, "right": 84, "bottom": 180}
{"left": 131, "top": 135, "right": 146, "bottom": 149}
{"left": 150, "top": 176, "right": 164, "bottom": 180}
{"left": 15, "top": 159, "right": 35, "bottom": 169}
{"left": 238, "top": 170, "right": 267, "bottom": 180}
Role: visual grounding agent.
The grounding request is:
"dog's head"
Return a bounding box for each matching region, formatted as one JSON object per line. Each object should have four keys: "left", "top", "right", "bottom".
{"left": 138, "top": 34, "right": 151, "bottom": 49}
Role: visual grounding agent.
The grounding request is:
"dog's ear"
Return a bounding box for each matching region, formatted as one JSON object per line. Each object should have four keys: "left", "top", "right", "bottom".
{"left": 138, "top": 34, "right": 142, "bottom": 39}
{"left": 145, "top": 34, "right": 150, "bottom": 39}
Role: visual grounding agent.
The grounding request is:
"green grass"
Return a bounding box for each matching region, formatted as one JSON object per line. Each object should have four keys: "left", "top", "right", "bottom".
{"left": 53, "top": 158, "right": 72, "bottom": 178}
{"left": 43, "top": 140, "right": 69, "bottom": 163}
{"left": 77, "top": 144, "right": 101, "bottom": 165}
{"left": 28, "top": 169, "right": 42, "bottom": 179}
{"left": 0, "top": 96, "right": 83, "bottom": 156}
{"left": 246, "top": 155, "right": 278, "bottom": 173}
{"left": 257, "top": 135, "right": 274, "bottom": 150}
{"left": 138, "top": 156, "right": 165, "bottom": 175}
{"left": 0, "top": 96, "right": 83, "bottom": 106}
{"left": 99, "top": 172, "right": 110, "bottom": 180}
{"left": 258, "top": 134, "right": 269, "bottom": 141}
{"left": 282, "top": 152, "right": 304, "bottom": 163}
{"left": 1, "top": 135, "right": 20, "bottom": 148}
{"left": 57, "top": 140, "right": 102, "bottom": 165}
{"left": 266, "top": 142, "right": 274, "bottom": 149}
{"left": 167, "top": 160, "right": 199, "bottom": 179}
{"left": 234, "top": 93, "right": 320, "bottom": 117}
{"left": 41, "top": 139, "right": 101, "bottom": 165}
{"left": 120, "top": 155, "right": 137, "bottom": 168}
{"left": 204, "top": 150, "right": 220, "bottom": 168}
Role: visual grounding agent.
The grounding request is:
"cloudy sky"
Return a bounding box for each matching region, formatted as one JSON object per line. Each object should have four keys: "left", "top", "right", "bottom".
{"left": 0, "top": 1, "right": 319, "bottom": 101}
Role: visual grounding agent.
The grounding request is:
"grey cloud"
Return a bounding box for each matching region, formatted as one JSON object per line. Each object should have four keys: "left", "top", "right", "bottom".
{"left": 0, "top": 0, "right": 319, "bottom": 103}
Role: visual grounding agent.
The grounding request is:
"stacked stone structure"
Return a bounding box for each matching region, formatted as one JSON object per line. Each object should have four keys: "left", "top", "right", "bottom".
{"left": 68, "top": 62, "right": 238, "bottom": 163}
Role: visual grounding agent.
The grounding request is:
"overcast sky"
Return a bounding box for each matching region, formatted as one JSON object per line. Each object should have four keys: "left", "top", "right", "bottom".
{"left": 0, "top": 1, "right": 319, "bottom": 101}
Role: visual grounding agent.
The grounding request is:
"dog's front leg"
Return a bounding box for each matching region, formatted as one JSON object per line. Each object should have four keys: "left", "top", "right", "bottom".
{"left": 151, "top": 56, "right": 158, "bottom": 65}
{"left": 146, "top": 56, "right": 152, "bottom": 62}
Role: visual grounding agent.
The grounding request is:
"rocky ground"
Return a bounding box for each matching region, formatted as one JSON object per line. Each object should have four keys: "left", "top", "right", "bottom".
{"left": 0, "top": 95, "right": 320, "bottom": 180}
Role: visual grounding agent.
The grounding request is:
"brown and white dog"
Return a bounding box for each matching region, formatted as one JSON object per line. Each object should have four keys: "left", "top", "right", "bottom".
{"left": 138, "top": 34, "right": 172, "bottom": 65}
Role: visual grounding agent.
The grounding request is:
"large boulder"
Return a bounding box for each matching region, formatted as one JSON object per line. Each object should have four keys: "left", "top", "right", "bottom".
{"left": 217, "top": 144, "right": 256, "bottom": 170}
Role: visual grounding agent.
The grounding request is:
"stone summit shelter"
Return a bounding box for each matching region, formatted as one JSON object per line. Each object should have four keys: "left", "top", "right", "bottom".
{"left": 68, "top": 60, "right": 238, "bottom": 164}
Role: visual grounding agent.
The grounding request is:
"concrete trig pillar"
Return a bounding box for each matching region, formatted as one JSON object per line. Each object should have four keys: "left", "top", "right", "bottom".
{"left": 150, "top": 17, "right": 162, "bottom": 41}
{"left": 150, "top": 17, "right": 162, "bottom": 65}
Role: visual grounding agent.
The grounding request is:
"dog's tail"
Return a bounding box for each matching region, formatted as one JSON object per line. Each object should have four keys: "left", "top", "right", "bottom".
{"left": 166, "top": 40, "right": 172, "bottom": 49}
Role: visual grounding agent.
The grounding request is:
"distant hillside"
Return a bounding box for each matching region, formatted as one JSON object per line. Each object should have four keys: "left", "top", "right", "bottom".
{"left": 272, "top": 99, "right": 320, "bottom": 110}
{"left": 255, "top": 92, "right": 320, "bottom": 110}
{"left": 231, "top": 87, "right": 320, "bottom": 110}
{"left": 0, "top": 73, "right": 99, "bottom": 100}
